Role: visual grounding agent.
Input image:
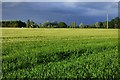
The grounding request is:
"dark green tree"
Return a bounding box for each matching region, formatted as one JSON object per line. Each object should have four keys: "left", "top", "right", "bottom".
{"left": 26, "top": 19, "right": 38, "bottom": 28}
{"left": 26, "top": 19, "right": 31, "bottom": 28}
{"left": 58, "top": 22, "right": 67, "bottom": 28}
{"left": 2, "top": 20, "right": 26, "bottom": 28}
{"left": 43, "top": 21, "right": 51, "bottom": 28}
{"left": 51, "top": 21, "right": 58, "bottom": 28}
{"left": 99, "top": 22, "right": 104, "bottom": 28}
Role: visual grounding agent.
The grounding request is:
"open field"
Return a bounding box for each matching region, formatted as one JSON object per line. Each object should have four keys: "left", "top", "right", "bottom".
{"left": 2, "top": 28, "right": 119, "bottom": 79}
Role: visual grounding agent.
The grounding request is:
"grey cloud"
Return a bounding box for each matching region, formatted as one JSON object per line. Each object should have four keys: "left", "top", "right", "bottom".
{"left": 2, "top": 2, "right": 117, "bottom": 25}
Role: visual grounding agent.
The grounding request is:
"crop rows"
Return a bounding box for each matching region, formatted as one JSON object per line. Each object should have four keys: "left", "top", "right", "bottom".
{"left": 1, "top": 28, "right": 119, "bottom": 79}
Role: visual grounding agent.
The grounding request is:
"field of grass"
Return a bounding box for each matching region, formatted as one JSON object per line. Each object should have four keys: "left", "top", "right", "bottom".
{"left": 2, "top": 28, "right": 119, "bottom": 79}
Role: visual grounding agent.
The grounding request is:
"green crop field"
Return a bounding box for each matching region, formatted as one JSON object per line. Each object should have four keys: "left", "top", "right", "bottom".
{"left": 1, "top": 28, "right": 119, "bottom": 79}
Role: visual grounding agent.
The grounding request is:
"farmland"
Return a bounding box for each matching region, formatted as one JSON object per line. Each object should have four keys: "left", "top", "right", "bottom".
{"left": 1, "top": 28, "right": 119, "bottom": 79}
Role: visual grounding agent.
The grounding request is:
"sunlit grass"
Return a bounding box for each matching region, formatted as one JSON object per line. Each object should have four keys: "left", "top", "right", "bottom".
{"left": 2, "top": 28, "right": 119, "bottom": 79}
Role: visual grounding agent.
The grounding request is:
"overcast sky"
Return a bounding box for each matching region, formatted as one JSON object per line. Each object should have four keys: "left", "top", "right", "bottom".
{"left": 2, "top": 2, "right": 118, "bottom": 25}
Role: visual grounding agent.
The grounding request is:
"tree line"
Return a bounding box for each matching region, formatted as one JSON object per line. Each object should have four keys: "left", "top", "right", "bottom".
{"left": 1, "top": 20, "right": 26, "bottom": 28}
{"left": 1, "top": 17, "right": 120, "bottom": 28}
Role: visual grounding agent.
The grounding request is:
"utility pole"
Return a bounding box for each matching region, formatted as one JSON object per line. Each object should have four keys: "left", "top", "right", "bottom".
{"left": 107, "top": 12, "right": 109, "bottom": 29}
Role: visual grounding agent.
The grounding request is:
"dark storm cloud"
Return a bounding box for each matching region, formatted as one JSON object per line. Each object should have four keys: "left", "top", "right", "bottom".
{"left": 2, "top": 2, "right": 117, "bottom": 25}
